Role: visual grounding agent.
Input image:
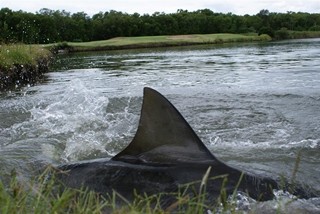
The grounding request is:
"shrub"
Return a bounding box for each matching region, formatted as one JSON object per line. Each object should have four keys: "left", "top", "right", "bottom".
{"left": 275, "top": 28, "right": 291, "bottom": 40}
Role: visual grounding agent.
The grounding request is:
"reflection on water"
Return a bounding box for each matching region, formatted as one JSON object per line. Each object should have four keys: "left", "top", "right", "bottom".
{"left": 1, "top": 38, "right": 320, "bottom": 211}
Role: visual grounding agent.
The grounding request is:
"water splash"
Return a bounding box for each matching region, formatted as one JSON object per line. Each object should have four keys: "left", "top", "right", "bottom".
{"left": 212, "top": 191, "right": 320, "bottom": 213}
{"left": 30, "top": 79, "right": 108, "bottom": 135}
{"left": 2, "top": 79, "right": 138, "bottom": 164}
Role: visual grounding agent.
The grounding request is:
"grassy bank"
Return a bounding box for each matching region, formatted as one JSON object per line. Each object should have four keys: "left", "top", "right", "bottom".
{"left": 0, "top": 44, "right": 52, "bottom": 89}
{"left": 49, "top": 33, "right": 272, "bottom": 52}
{"left": 0, "top": 44, "right": 51, "bottom": 69}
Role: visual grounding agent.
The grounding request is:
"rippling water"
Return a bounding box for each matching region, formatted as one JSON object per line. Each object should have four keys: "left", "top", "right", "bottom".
{"left": 1, "top": 38, "right": 320, "bottom": 212}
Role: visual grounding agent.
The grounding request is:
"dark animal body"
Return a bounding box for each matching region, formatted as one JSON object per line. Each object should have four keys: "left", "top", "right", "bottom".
{"left": 57, "top": 87, "right": 315, "bottom": 205}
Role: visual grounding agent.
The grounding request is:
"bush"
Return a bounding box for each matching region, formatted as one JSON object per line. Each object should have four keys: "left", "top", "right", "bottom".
{"left": 309, "top": 25, "right": 320, "bottom": 31}
{"left": 275, "top": 28, "right": 291, "bottom": 40}
{"left": 50, "top": 42, "right": 74, "bottom": 53}
{"left": 258, "top": 26, "right": 275, "bottom": 38}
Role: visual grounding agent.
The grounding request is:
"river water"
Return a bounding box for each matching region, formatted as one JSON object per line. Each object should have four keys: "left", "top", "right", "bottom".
{"left": 1, "top": 38, "right": 320, "bottom": 212}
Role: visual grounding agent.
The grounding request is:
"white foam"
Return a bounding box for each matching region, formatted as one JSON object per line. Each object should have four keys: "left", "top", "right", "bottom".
{"left": 22, "top": 79, "right": 138, "bottom": 162}
{"left": 213, "top": 190, "right": 320, "bottom": 213}
{"left": 208, "top": 136, "right": 320, "bottom": 150}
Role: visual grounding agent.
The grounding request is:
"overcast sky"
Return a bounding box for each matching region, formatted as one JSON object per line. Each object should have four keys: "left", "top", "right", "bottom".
{"left": 1, "top": 0, "right": 320, "bottom": 16}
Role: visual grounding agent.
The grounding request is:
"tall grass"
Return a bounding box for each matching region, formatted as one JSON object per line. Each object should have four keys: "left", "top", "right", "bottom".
{"left": 0, "top": 166, "right": 240, "bottom": 214}
{"left": 0, "top": 167, "right": 109, "bottom": 214}
{"left": 0, "top": 44, "right": 51, "bottom": 89}
{"left": 0, "top": 152, "right": 312, "bottom": 214}
{"left": 0, "top": 44, "right": 51, "bottom": 69}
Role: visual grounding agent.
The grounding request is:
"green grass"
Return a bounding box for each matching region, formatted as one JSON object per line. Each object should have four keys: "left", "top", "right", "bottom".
{"left": 0, "top": 44, "right": 52, "bottom": 89}
{"left": 0, "top": 44, "right": 51, "bottom": 69}
{"left": 48, "top": 33, "right": 272, "bottom": 52}
{"left": 0, "top": 167, "right": 240, "bottom": 214}
{"left": 0, "top": 148, "right": 311, "bottom": 213}
{"left": 1, "top": 156, "right": 311, "bottom": 214}
{"left": 0, "top": 172, "right": 108, "bottom": 213}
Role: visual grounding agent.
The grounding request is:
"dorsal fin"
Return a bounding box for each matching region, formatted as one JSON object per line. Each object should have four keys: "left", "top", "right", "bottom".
{"left": 112, "top": 87, "right": 218, "bottom": 164}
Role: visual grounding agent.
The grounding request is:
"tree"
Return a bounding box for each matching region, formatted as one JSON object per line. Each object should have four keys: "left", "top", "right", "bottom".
{"left": 1, "top": 8, "right": 320, "bottom": 43}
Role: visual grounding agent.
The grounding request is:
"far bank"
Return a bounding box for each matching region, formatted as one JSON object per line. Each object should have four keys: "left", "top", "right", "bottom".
{"left": 47, "top": 30, "right": 320, "bottom": 53}
{"left": 48, "top": 33, "right": 272, "bottom": 53}
{"left": 1, "top": 31, "right": 320, "bottom": 90}
{"left": 1, "top": 34, "right": 269, "bottom": 90}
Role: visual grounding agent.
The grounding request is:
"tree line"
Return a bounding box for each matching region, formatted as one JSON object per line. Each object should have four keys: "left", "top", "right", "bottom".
{"left": 1, "top": 7, "right": 320, "bottom": 44}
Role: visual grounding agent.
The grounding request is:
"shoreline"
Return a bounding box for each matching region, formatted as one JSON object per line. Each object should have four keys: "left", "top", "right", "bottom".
{"left": 49, "top": 33, "right": 272, "bottom": 53}
{"left": 1, "top": 34, "right": 270, "bottom": 90}
{"left": 48, "top": 31, "right": 320, "bottom": 53}
{"left": 1, "top": 32, "right": 320, "bottom": 90}
{"left": 0, "top": 45, "right": 52, "bottom": 90}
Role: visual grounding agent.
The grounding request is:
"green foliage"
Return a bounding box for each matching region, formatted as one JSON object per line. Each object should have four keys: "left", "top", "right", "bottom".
{"left": 258, "top": 26, "right": 275, "bottom": 37}
{"left": 309, "top": 25, "right": 320, "bottom": 31}
{"left": 50, "top": 42, "right": 74, "bottom": 53}
{"left": 275, "top": 28, "right": 291, "bottom": 40}
{"left": 1, "top": 7, "right": 320, "bottom": 44}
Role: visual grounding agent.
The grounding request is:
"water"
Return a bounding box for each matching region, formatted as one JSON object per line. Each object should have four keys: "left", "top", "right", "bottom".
{"left": 1, "top": 39, "right": 320, "bottom": 212}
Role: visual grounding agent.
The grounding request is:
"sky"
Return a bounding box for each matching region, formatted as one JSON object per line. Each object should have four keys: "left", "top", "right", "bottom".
{"left": 1, "top": 0, "right": 319, "bottom": 16}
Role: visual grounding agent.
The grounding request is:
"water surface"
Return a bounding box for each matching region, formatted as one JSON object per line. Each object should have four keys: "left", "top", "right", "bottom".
{"left": 1, "top": 39, "right": 320, "bottom": 211}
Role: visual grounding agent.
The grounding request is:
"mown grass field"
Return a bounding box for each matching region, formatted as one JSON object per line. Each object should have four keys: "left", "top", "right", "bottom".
{"left": 49, "top": 33, "right": 272, "bottom": 52}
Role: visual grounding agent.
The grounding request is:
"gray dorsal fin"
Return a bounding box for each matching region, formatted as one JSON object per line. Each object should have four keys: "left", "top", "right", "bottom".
{"left": 112, "top": 87, "right": 218, "bottom": 164}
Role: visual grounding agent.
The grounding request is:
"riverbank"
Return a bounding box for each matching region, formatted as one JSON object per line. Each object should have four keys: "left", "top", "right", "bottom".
{"left": 0, "top": 33, "right": 278, "bottom": 90}
{"left": 49, "top": 33, "right": 272, "bottom": 52}
{"left": 0, "top": 44, "right": 52, "bottom": 90}
{"left": 1, "top": 32, "right": 318, "bottom": 90}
